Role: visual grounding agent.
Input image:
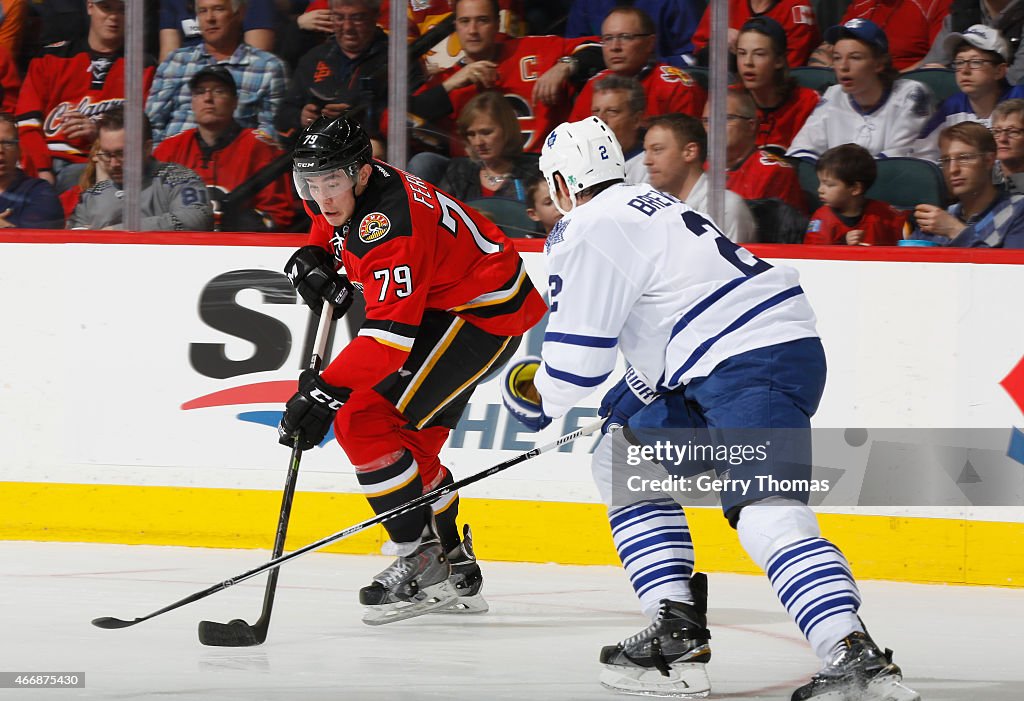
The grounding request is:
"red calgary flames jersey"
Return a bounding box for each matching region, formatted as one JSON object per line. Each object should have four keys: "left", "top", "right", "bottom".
{"left": 570, "top": 63, "right": 707, "bottom": 123}
{"left": 15, "top": 40, "right": 155, "bottom": 176}
{"left": 755, "top": 85, "right": 820, "bottom": 152}
{"left": 425, "top": 35, "right": 599, "bottom": 154}
{"left": 153, "top": 127, "right": 295, "bottom": 230}
{"left": 804, "top": 199, "right": 907, "bottom": 246}
{"left": 692, "top": 0, "right": 819, "bottom": 68}
{"left": 727, "top": 148, "right": 806, "bottom": 213}
{"left": 306, "top": 160, "right": 546, "bottom": 390}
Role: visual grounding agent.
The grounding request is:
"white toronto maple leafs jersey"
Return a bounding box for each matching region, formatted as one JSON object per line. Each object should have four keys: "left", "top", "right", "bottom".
{"left": 533, "top": 183, "right": 819, "bottom": 418}
{"left": 786, "top": 79, "right": 933, "bottom": 160}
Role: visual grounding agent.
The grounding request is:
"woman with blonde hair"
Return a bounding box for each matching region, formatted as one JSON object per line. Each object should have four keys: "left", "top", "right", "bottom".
{"left": 439, "top": 91, "right": 540, "bottom": 202}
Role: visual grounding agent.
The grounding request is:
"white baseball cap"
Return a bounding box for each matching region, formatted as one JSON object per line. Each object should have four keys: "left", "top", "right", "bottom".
{"left": 943, "top": 24, "right": 1010, "bottom": 63}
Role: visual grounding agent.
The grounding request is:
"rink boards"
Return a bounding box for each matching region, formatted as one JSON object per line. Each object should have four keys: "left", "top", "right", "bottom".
{"left": 1, "top": 232, "right": 1023, "bottom": 587}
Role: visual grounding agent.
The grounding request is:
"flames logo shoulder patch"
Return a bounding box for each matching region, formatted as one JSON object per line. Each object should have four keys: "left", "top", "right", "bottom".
{"left": 358, "top": 212, "right": 392, "bottom": 243}
{"left": 659, "top": 66, "right": 694, "bottom": 86}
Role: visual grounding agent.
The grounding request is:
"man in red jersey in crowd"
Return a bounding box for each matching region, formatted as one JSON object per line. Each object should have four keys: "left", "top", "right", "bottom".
{"left": 15, "top": 0, "right": 155, "bottom": 193}
{"left": 411, "top": 0, "right": 602, "bottom": 155}
{"left": 569, "top": 6, "right": 706, "bottom": 124}
{"left": 809, "top": 0, "right": 946, "bottom": 72}
{"left": 279, "top": 114, "right": 546, "bottom": 625}
{"left": 691, "top": 0, "right": 819, "bottom": 68}
{"left": 713, "top": 87, "right": 806, "bottom": 213}
{"left": 155, "top": 65, "right": 294, "bottom": 231}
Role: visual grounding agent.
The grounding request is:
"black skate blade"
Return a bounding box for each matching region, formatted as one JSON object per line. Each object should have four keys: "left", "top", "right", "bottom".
{"left": 92, "top": 616, "right": 138, "bottom": 629}
{"left": 198, "top": 619, "right": 264, "bottom": 647}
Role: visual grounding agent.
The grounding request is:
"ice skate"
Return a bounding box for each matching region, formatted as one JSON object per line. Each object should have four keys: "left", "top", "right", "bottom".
{"left": 433, "top": 524, "right": 489, "bottom": 614}
{"left": 791, "top": 630, "right": 920, "bottom": 701}
{"left": 359, "top": 522, "right": 457, "bottom": 626}
{"left": 599, "top": 573, "right": 712, "bottom": 698}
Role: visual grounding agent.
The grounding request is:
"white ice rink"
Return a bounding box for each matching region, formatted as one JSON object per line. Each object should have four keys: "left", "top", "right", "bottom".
{"left": 2, "top": 541, "right": 1022, "bottom": 700}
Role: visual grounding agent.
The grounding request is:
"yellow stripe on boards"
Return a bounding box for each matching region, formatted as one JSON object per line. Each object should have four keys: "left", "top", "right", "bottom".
{"left": 2, "top": 482, "right": 1022, "bottom": 587}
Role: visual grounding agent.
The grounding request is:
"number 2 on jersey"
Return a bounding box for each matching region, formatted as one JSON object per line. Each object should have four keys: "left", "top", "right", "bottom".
{"left": 681, "top": 210, "right": 770, "bottom": 277}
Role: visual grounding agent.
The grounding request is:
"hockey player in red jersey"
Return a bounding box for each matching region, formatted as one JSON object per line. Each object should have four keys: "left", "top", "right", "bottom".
{"left": 279, "top": 115, "right": 546, "bottom": 624}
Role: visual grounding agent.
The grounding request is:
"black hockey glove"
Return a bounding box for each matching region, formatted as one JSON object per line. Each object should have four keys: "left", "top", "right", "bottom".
{"left": 278, "top": 370, "right": 352, "bottom": 451}
{"left": 285, "top": 245, "right": 355, "bottom": 320}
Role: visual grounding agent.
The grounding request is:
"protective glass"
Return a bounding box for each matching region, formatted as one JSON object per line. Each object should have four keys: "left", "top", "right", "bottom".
{"left": 293, "top": 166, "right": 357, "bottom": 202}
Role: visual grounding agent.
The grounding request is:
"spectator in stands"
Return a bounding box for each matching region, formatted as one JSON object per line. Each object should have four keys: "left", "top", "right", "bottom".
{"left": 16, "top": 0, "right": 156, "bottom": 193}
{"left": 735, "top": 16, "right": 819, "bottom": 152}
{"left": 564, "top": 0, "right": 704, "bottom": 68}
{"left": 276, "top": 0, "right": 408, "bottom": 150}
{"left": 921, "top": 0, "right": 1024, "bottom": 86}
{"left": 568, "top": 6, "right": 705, "bottom": 124}
{"left": 437, "top": 91, "right": 539, "bottom": 201}
{"left": 68, "top": 107, "right": 213, "bottom": 230}
{"left": 59, "top": 141, "right": 101, "bottom": 220}
{"left": 915, "top": 25, "right": 1024, "bottom": 161}
{"left": 146, "top": 0, "right": 288, "bottom": 144}
{"left": 909, "top": 121, "right": 1024, "bottom": 247}
{"left": 992, "top": 98, "right": 1024, "bottom": 193}
{"left": 0, "top": 45, "right": 19, "bottom": 115}
{"left": 158, "top": 0, "right": 281, "bottom": 60}
{"left": 153, "top": 66, "right": 294, "bottom": 231}
{"left": 712, "top": 87, "right": 805, "bottom": 213}
{"left": 274, "top": 1, "right": 334, "bottom": 71}
{"left": 19, "top": 0, "right": 87, "bottom": 69}
{"left": 524, "top": 173, "right": 561, "bottom": 236}
{"left": 808, "top": 0, "right": 946, "bottom": 72}
{"left": 0, "top": 113, "right": 63, "bottom": 228}
{"left": 409, "top": 0, "right": 603, "bottom": 156}
{"left": 787, "top": 19, "right": 933, "bottom": 161}
{"left": 0, "top": 0, "right": 26, "bottom": 58}
{"left": 804, "top": 143, "right": 906, "bottom": 245}
{"left": 643, "top": 112, "right": 756, "bottom": 242}
{"left": 691, "top": 0, "right": 819, "bottom": 69}
{"left": 588, "top": 74, "right": 648, "bottom": 184}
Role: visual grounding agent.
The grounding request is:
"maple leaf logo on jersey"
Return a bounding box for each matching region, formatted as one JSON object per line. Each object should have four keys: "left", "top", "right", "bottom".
{"left": 545, "top": 218, "right": 567, "bottom": 253}
{"left": 313, "top": 61, "right": 332, "bottom": 83}
{"left": 359, "top": 212, "right": 391, "bottom": 243}
{"left": 659, "top": 66, "right": 694, "bottom": 86}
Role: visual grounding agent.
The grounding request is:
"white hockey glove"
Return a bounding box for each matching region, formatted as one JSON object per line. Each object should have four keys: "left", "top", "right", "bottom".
{"left": 501, "top": 356, "right": 552, "bottom": 432}
{"left": 598, "top": 366, "right": 658, "bottom": 434}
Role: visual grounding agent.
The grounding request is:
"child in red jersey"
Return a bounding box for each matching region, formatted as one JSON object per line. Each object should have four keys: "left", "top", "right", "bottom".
{"left": 804, "top": 143, "right": 906, "bottom": 245}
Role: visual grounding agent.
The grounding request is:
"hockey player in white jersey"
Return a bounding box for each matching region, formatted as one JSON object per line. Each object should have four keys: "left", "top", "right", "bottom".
{"left": 501, "top": 117, "right": 919, "bottom": 701}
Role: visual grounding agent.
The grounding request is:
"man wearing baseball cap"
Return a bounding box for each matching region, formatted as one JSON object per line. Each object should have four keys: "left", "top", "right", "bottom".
{"left": 914, "top": 25, "right": 1024, "bottom": 161}
{"left": 808, "top": 2, "right": 946, "bottom": 72}
{"left": 921, "top": 3, "right": 1024, "bottom": 85}
{"left": 153, "top": 64, "right": 295, "bottom": 231}
{"left": 788, "top": 19, "right": 933, "bottom": 161}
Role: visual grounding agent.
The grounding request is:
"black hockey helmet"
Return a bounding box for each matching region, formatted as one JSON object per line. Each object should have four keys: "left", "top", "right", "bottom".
{"left": 292, "top": 115, "right": 373, "bottom": 201}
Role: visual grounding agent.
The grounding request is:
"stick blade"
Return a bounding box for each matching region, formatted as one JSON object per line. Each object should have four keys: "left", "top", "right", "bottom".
{"left": 198, "top": 619, "right": 264, "bottom": 647}
{"left": 92, "top": 616, "right": 138, "bottom": 629}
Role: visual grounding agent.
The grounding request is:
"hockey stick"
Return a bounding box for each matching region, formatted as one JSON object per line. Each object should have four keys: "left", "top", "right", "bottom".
{"left": 92, "top": 416, "right": 604, "bottom": 633}
{"left": 194, "top": 301, "right": 335, "bottom": 647}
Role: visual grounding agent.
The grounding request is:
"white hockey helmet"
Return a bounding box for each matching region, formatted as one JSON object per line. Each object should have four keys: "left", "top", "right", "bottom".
{"left": 540, "top": 116, "right": 626, "bottom": 215}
